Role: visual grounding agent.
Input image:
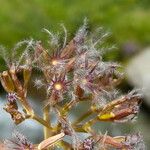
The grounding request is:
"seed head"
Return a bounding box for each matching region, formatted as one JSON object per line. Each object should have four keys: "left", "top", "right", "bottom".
{"left": 4, "top": 131, "right": 34, "bottom": 150}
{"left": 123, "top": 133, "right": 145, "bottom": 150}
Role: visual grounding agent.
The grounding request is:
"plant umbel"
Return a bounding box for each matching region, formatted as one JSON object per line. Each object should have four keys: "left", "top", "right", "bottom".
{"left": 0, "top": 20, "right": 145, "bottom": 150}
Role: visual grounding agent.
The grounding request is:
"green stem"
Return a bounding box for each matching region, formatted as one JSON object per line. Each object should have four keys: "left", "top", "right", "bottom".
{"left": 82, "top": 117, "right": 98, "bottom": 132}
{"left": 32, "top": 114, "right": 52, "bottom": 130}
{"left": 43, "top": 105, "right": 51, "bottom": 139}
{"left": 73, "top": 110, "right": 93, "bottom": 125}
{"left": 61, "top": 99, "right": 78, "bottom": 115}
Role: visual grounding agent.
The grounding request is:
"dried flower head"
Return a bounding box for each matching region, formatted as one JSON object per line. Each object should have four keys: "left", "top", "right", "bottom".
{"left": 74, "top": 58, "right": 100, "bottom": 93}
{"left": 4, "top": 102, "right": 25, "bottom": 125}
{"left": 48, "top": 74, "right": 71, "bottom": 95}
{"left": 0, "top": 20, "right": 145, "bottom": 150}
{"left": 98, "top": 90, "right": 142, "bottom": 122}
{"left": 122, "top": 133, "right": 145, "bottom": 150}
{"left": 4, "top": 131, "right": 34, "bottom": 150}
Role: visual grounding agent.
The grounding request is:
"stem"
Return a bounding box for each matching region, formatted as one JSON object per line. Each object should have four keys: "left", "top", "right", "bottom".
{"left": 20, "top": 97, "right": 34, "bottom": 115}
{"left": 61, "top": 99, "right": 78, "bottom": 115}
{"left": 43, "top": 105, "right": 51, "bottom": 140}
{"left": 32, "top": 114, "right": 52, "bottom": 130}
{"left": 61, "top": 96, "right": 91, "bottom": 115}
{"left": 73, "top": 110, "right": 93, "bottom": 125}
{"left": 82, "top": 117, "right": 98, "bottom": 132}
{"left": 9, "top": 68, "right": 34, "bottom": 114}
{"left": 57, "top": 141, "right": 72, "bottom": 149}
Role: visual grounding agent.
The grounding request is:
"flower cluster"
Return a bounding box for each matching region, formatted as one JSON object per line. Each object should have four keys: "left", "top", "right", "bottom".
{"left": 4, "top": 131, "right": 34, "bottom": 150}
{"left": 0, "top": 20, "right": 145, "bottom": 150}
{"left": 78, "top": 132, "right": 145, "bottom": 150}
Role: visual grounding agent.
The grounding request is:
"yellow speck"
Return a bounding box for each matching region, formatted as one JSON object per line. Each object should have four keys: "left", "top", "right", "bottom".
{"left": 82, "top": 79, "right": 87, "bottom": 84}
{"left": 54, "top": 83, "right": 62, "bottom": 90}
{"left": 98, "top": 112, "right": 115, "bottom": 120}
{"left": 52, "top": 59, "right": 58, "bottom": 66}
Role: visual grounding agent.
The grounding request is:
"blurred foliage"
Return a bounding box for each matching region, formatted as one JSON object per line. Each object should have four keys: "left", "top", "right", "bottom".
{"left": 0, "top": 0, "right": 150, "bottom": 64}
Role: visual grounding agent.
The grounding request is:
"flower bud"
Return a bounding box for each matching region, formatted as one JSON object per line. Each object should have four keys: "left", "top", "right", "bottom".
{"left": 82, "top": 137, "right": 94, "bottom": 150}
{"left": 7, "top": 93, "right": 17, "bottom": 103}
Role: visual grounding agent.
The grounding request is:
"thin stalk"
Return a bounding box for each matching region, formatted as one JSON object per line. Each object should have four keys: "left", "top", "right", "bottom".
{"left": 72, "top": 110, "right": 93, "bottom": 125}
{"left": 57, "top": 141, "right": 72, "bottom": 150}
{"left": 43, "top": 105, "right": 51, "bottom": 140}
{"left": 61, "top": 99, "right": 78, "bottom": 115}
{"left": 82, "top": 117, "right": 98, "bottom": 132}
{"left": 31, "top": 114, "right": 52, "bottom": 130}
{"left": 61, "top": 96, "right": 91, "bottom": 115}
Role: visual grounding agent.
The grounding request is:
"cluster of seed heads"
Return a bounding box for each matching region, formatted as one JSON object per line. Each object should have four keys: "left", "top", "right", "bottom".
{"left": 0, "top": 20, "right": 145, "bottom": 150}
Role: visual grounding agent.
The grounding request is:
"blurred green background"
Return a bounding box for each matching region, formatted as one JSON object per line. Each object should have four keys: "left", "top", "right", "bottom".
{"left": 0, "top": 0, "right": 150, "bottom": 148}
{"left": 0, "top": 0, "right": 150, "bottom": 51}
